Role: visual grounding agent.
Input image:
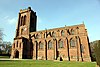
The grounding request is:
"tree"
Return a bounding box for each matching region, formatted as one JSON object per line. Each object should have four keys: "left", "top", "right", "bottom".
{"left": 5, "top": 42, "right": 12, "bottom": 54}
{"left": 90, "top": 42, "right": 96, "bottom": 61}
{"left": 0, "top": 28, "right": 3, "bottom": 44}
{"left": 0, "top": 41, "right": 12, "bottom": 54}
{"left": 94, "top": 40, "right": 100, "bottom": 67}
{"left": 0, "top": 28, "right": 3, "bottom": 54}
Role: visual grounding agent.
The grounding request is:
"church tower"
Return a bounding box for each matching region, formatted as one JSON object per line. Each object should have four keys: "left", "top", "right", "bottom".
{"left": 11, "top": 7, "right": 37, "bottom": 59}
{"left": 16, "top": 7, "right": 37, "bottom": 38}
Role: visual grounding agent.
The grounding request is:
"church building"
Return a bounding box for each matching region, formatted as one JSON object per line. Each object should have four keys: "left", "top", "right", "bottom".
{"left": 11, "top": 7, "right": 91, "bottom": 62}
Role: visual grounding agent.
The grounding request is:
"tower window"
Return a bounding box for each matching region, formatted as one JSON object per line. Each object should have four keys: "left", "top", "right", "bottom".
{"left": 20, "top": 16, "right": 23, "bottom": 26}
{"left": 16, "top": 41, "right": 18, "bottom": 47}
{"left": 81, "top": 44, "right": 84, "bottom": 53}
{"left": 21, "top": 29, "right": 23, "bottom": 35}
{"left": 13, "top": 43, "right": 15, "bottom": 48}
{"left": 20, "top": 15, "right": 27, "bottom": 26}
{"left": 23, "top": 15, "right": 26, "bottom": 25}
{"left": 19, "top": 43, "right": 21, "bottom": 48}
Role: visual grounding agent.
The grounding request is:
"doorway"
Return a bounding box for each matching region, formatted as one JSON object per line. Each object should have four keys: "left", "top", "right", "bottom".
{"left": 15, "top": 50, "right": 19, "bottom": 58}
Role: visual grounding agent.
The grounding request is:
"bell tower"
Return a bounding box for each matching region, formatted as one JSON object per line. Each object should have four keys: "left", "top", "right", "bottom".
{"left": 11, "top": 7, "right": 37, "bottom": 59}
{"left": 16, "top": 7, "right": 37, "bottom": 38}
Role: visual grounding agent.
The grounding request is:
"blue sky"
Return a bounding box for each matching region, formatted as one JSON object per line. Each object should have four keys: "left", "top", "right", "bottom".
{"left": 0, "top": 0, "right": 100, "bottom": 43}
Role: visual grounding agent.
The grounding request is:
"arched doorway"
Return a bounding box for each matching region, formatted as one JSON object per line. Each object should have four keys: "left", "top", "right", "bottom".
{"left": 15, "top": 50, "right": 19, "bottom": 58}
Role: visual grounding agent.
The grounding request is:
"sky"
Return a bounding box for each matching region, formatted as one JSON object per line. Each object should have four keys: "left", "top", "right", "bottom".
{"left": 0, "top": 0, "right": 100, "bottom": 43}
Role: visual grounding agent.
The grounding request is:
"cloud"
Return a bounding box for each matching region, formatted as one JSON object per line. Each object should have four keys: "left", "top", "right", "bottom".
{"left": 3, "top": 16, "right": 41, "bottom": 25}
{"left": 3, "top": 16, "right": 17, "bottom": 25}
{"left": 7, "top": 17, "right": 17, "bottom": 24}
{"left": 37, "top": 17, "right": 42, "bottom": 23}
{"left": 4, "top": 16, "right": 9, "bottom": 19}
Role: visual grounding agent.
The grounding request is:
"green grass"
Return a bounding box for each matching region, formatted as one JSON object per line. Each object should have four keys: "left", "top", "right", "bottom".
{"left": 0, "top": 56, "right": 10, "bottom": 59}
{"left": 0, "top": 60, "right": 96, "bottom": 67}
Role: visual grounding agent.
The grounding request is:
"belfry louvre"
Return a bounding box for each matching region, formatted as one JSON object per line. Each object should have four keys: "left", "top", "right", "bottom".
{"left": 11, "top": 7, "right": 91, "bottom": 62}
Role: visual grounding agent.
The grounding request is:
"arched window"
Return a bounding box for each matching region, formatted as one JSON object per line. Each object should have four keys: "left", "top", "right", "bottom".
{"left": 61, "top": 30, "right": 64, "bottom": 36}
{"left": 36, "top": 34, "right": 40, "bottom": 39}
{"left": 67, "top": 29, "right": 70, "bottom": 35}
{"left": 16, "top": 41, "right": 18, "bottom": 47}
{"left": 20, "top": 16, "right": 23, "bottom": 26}
{"left": 71, "top": 29, "right": 74, "bottom": 35}
{"left": 76, "top": 27, "right": 79, "bottom": 34}
{"left": 58, "top": 39, "right": 64, "bottom": 48}
{"left": 70, "top": 39, "right": 76, "bottom": 48}
{"left": 47, "top": 32, "right": 52, "bottom": 37}
{"left": 21, "top": 29, "right": 23, "bottom": 35}
{"left": 52, "top": 32, "right": 56, "bottom": 37}
{"left": 23, "top": 15, "right": 26, "bottom": 25}
{"left": 81, "top": 44, "right": 84, "bottom": 53}
{"left": 13, "top": 43, "right": 15, "bottom": 48}
{"left": 40, "top": 32, "right": 42, "bottom": 38}
{"left": 19, "top": 43, "right": 21, "bottom": 48}
{"left": 48, "top": 40, "right": 52, "bottom": 49}
{"left": 39, "top": 42, "right": 44, "bottom": 49}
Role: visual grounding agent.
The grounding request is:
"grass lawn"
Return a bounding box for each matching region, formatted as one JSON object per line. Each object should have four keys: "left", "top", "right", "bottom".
{"left": 0, "top": 56, "right": 10, "bottom": 59}
{"left": 0, "top": 60, "right": 96, "bottom": 67}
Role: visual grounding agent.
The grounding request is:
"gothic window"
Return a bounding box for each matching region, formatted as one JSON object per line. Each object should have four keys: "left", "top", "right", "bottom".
{"left": 39, "top": 42, "right": 44, "bottom": 49}
{"left": 71, "top": 29, "right": 74, "bottom": 35}
{"left": 36, "top": 34, "right": 40, "bottom": 39}
{"left": 52, "top": 32, "right": 56, "bottom": 37}
{"left": 19, "top": 43, "right": 21, "bottom": 48}
{"left": 47, "top": 32, "right": 52, "bottom": 37}
{"left": 70, "top": 39, "right": 76, "bottom": 48}
{"left": 58, "top": 39, "right": 64, "bottom": 48}
{"left": 76, "top": 36, "right": 79, "bottom": 42}
{"left": 13, "top": 43, "right": 15, "bottom": 48}
{"left": 48, "top": 40, "right": 52, "bottom": 49}
{"left": 76, "top": 27, "right": 79, "bottom": 34}
{"left": 21, "top": 29, "right": 23, "bottom": 35}
{"left": 16, "top": 41, "right": 18, "bottom": 47}
{"left": 23, "top": 15, "right": 26, "bottom": 25}
{"left": 20, "top": 16, "right": 23, "bottom": 26}
{"left": 40, "top": 32, "right": 42, "bottom": 38}
{"left": 67, "top": 29, "right": 70, "bottom": 35}
{"left": 81, "top": 44, "right": 84, "bottom": 53}
{"left": 61, "top": 30, "right": 65, "bottom": 36}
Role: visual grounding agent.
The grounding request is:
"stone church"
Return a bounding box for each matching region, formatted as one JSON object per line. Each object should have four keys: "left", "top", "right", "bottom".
{"left": 11, "top": 7, "right": 91, "bottom": 61}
